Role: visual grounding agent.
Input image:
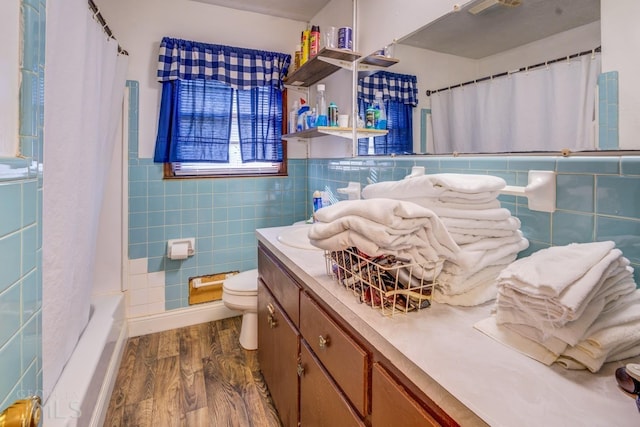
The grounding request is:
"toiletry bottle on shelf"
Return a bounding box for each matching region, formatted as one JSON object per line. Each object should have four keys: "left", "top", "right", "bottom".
{"left": 310, "top": 25, "right": 321, "bottom": 58}
{"left": 312, "top": 190, "right": 322, "bottom": 222}
{"left": 316, "top": 84, "right": 328, "bottom": 126}
{"left": 294, "top": 44, "right": 301, "bottom": 70}
{"left": 289, "top": 100, "right": 298, "bottom": 134}
{"left": 365, "top": 106, "right": 375, "bottom": 129}
{"left": 328, "top": 102, "right": 339, "bottom": 127}
{"left": 373, "top": 91, "right": 387, "bottom": 129}
{"left": 301, "top": 28, "right": 310, "bottom": 65}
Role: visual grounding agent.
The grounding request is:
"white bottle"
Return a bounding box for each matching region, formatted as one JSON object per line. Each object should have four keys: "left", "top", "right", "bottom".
{"left": 289, "top": 100, "right": 299, "bottom": 134}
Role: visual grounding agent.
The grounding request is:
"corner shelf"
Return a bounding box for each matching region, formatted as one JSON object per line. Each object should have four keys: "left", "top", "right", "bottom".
{"left": 283, "top": 126, "right": 388, "bottom": 140}
{"left": 361, "top": 55, "right": 399, "bottom": 68}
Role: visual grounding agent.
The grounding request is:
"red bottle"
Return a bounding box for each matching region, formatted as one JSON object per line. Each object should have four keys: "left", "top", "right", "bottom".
{"left": 310, "top": 25, "right": 320, "bottom": 58}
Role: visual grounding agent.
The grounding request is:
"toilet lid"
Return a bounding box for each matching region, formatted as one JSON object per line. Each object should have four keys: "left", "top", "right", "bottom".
{"left": 223, "top": 269, "right": 258, "bottom": 293}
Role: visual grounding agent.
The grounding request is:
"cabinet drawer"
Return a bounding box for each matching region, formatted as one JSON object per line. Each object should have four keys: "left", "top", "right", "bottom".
{"left": 258, "top": 280, "right": 300, "bottom": 427}
{"left": 299, "top": 292, "right": 368, "bottom": 417}
{"left": 299, "top": 340, "right": 365, "bottom": 427}
{"left": 372, "top": 363, "right": 440, "bottom": 427}
{"left": 258, "top": 246, "right": 300, "bottom": 326}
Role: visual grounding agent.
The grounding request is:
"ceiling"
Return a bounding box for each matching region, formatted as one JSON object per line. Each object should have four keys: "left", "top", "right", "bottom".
{"left": 189, "top": 0, "right": 330, "bottom": 22}
{"left": 187, "top": 0, "right": 600, "bottom": 59}
{"left": 400, "top": 0, "right": 601, "bottom": 59}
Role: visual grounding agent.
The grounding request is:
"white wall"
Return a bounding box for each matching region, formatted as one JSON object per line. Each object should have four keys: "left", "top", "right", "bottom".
{"left": 0, "top": 0, "right": 20, "bottom": 157}
{"left": 602, "top": 0, "right": 640, "bottom": 150}
{"left": 97, "top": 0, "right": 307, "bottom": 159}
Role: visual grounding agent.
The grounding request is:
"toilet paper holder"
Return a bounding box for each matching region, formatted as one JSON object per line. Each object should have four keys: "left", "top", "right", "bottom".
{"left": 167, "top": 238, "right": 195, "bottom": 259}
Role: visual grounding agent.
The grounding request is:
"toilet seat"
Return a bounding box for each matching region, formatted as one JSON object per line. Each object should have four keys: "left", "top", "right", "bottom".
{"left": 223, "top": 269, "right": 258, "bottom": 295}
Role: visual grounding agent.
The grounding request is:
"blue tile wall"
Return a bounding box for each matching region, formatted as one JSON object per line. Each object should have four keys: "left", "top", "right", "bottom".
{"left": 0, "top": 0, "right": 44, "bottom": 410}
{"left": 308, "top": 155, "right": 640, "bottom": 286}
{"left": 126, "top": 81, "right": 308, "bottom": 310}
{"left": 598, "top": 71, "right": 619, "bottom": 150}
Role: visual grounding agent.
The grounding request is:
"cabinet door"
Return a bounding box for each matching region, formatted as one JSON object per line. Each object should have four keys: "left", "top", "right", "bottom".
{"left": 371, "top": 363, "right": 440, "bottom": 427}
{"left": 299, "top": 292, "right": 368, "bottom": 416}
{"left": 258, "top": 246, "right": 301, "bottom": 326}
{"left": 299, "top": 340, "right": 366, "bottom": 427}
{"left": 258, "top": 280, "right": 299, "bottom": 427}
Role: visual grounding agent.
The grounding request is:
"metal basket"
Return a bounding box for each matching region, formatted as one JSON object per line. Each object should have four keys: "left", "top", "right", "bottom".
{"left": 325, "top": 247, "right": 438, "bottom": 316}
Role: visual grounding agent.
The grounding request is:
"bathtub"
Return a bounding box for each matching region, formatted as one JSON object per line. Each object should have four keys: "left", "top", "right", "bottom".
{"left": 42, "top": 293, "right": 128, "bottom": 427}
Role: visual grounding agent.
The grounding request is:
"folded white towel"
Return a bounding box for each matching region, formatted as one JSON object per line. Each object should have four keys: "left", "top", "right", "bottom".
{"left": 497, "top": 241, "right": 616, "bottom": 298}
{"left": 361, "top": 173, "right": 507, "bottom": 200}
{"left": 556, "top": 344, "right": 640, "bottom": 373}
{"left": 498, "top": 297, "right": 605, "bottom": 347}
{"left": 449, "top": 237, "right": 529, "bottom": 274}
{"left": 497, "top": 251, "right": 630, "bottom": 328}
{"left": 434, "top": 278, "right": 498, "bottom": 306}
{"left": 560, "top": 339, "right": 640, "bottom": 373}
{"left": 309, "top": 199, "right": 460, "bottom": 279}
{"left": 438, "top": 263, "right": 510, "bottom": 295}
{"left": 407, "top": 198, "right": 501, "bottom": 211}
{"left": 584, "top": 289, "right": 640, "bottom": 336}
{"left": 458, "top": 231, "right": 524, "bottom": 252}
{"left": 503, "top": 323, "right": 569, "bottom": 356}
{"left": 424, "top": 205, "right": 513, "bottom": 221}
{"left": 474, "top": 316, "right": 559, "bottom": 366}
{"left": 441, "top": 216, "right": 521, "bottom": 232}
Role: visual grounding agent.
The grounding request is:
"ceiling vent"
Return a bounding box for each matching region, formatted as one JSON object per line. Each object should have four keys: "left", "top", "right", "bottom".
{"left": 468, "top": 0, "right": 522, "bottom": 15}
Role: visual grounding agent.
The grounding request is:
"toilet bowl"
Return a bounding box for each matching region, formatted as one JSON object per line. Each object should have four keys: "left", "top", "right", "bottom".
{"left": 222, "top": 268, "right": 259, "bottom": 350}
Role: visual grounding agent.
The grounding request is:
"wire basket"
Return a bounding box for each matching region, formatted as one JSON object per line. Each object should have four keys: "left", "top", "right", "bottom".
{"left": 325, "top": 247, "right": 438, "bottom": 316}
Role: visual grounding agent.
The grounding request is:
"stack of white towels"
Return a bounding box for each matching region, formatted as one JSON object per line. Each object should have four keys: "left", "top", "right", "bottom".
{"left": 475, "top": 241, "right": 639, "bottom": 372}
{"left": 308, "top": 198, "right": 460, "bottom": 281}
{"left": 361, "top": 173, "right": 529, "bottom": 305}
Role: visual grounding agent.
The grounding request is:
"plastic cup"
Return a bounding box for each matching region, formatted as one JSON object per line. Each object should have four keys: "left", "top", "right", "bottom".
{"left": 324, "top": 27, "right": 338, "bottom": 49}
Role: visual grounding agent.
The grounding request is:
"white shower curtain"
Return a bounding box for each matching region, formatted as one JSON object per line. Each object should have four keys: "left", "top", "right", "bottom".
{"left": 43, "top": 0, "right": 128, "bottom": 400}
{"left": 430, "top": 54, "right": 601, "bottom": 153}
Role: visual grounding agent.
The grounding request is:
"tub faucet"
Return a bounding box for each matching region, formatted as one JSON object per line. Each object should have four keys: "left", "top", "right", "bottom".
{"left": 0, "top": 396, "right": 41, "bottom": 427}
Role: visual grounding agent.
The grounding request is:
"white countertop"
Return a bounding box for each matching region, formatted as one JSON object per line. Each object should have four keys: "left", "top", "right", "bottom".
{"left": 257, "top": 225, "right": 640, "bottom": 427}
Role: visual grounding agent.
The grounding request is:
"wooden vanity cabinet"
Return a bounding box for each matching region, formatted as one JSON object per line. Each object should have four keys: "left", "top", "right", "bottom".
{"left": 257, "top": 243, "right": 456, "bottom": 427}
{"left": 372, "top": 362, "right": 440, "bottom": 427}
{"left": 257, "top": 280, "right": 299, "bottom": 427}
{"left": 299, "top": 291, "right": 368, "bottom": 417}
{"left": 299, "top": 340, "right": 366, "bottom": 427}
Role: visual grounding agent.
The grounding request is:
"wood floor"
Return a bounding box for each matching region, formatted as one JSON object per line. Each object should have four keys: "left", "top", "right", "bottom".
{"left": 104, "top": 316, "right": 282, "bottom": 427}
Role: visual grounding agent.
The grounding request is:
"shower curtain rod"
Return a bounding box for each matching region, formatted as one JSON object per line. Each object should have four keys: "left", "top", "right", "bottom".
{"left": 88, "top": 0, "right": 129, "bottom": 56}
{"left": 426, "top": 46, "right": 601, "bottom": 96}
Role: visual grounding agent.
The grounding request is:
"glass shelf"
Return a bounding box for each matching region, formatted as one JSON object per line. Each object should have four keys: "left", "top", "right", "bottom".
{"left": 283, "top": 126, "right": 388, "bottom": 140}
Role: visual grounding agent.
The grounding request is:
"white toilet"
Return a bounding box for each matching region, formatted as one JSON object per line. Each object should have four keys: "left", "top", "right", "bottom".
{"left": 222, "top": 268, "right": 259, "bottom": 350}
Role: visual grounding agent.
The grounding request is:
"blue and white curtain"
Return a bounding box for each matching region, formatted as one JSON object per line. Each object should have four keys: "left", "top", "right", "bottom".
{"left": 154, "top": 37, "right": 290, "bottom": 163}
{"left": 357, "top": 71, "right": 418, "bottom": 155}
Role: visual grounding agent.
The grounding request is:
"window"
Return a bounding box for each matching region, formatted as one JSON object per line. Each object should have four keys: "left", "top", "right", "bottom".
{"left": 165, "top": 81, "right": 285, "bottom": 178}
{"left": 153, "top": 37, "right": 291, "bottom": 178}
{"left": 357, "top": 71, "right": 418, "bottom": 156}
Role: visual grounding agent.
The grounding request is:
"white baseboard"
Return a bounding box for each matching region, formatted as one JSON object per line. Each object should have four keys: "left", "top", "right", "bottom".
{"left": 128, "top": 301, "right": 239, "bottom": 337}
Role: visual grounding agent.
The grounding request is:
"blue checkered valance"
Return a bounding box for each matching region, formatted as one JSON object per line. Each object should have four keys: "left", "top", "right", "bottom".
{"left": 358, "top": 71, "right": 418, "bottom": 106}
{"left": 157, "top": 37, "right": 291, "bottom": 91}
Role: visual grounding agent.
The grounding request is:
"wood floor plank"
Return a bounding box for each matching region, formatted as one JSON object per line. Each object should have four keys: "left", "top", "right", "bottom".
{"left": 126, "top": 332, "right": 160, "bottom": 403}
{"left": 152, "top": 355, "right": 185, "bottom": 427}
{"left": 104, "top": 337, "right": 140, "bottom": 425}
{"left": 184, "top": 406, "right": 210, "bottom": 426}
{"left": 179, "top": 324, "right": 207, "bottom": 412}
{"left": 158, "top": 327, "right": 180, "bottom": 359}
{"left": 123, "top": 398, "right": 154, "bottom": 427}
{"left": 104, "top": 316, "right": 281, "bottom": 427}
